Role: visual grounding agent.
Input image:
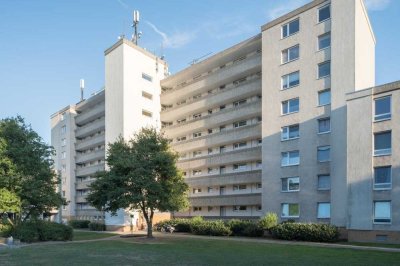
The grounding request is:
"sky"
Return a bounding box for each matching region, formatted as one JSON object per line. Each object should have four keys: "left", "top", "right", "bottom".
{"left": 0, "top": 0, "right": 399, "bottom": 144}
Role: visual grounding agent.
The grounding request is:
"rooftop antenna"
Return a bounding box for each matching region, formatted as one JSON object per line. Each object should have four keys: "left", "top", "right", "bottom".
{"left": 189, "top": 52, "right": 213, "bottom": 65}
{"left": 131, "top": 10, "right": 140, "bottom": 45}
{"left": 80, "top": 79, "right": 85, "bottom": 101}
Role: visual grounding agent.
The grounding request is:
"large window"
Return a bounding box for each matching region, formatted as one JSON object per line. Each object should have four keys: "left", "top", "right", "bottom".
{"left": 282, "top": 71, "right": 300, "bottom": 90}
{"left": 318, "top": 4, "right": 331, "bottom": 22}
{"left": 318, "top": 61, "right": 331, "bottom": 78}
{"left": 282, "top": 19, "right": 300, "bottom": 38}
{"left": 233, "top": 163, "right": 247, "bottom": 171}
{"left": 61, "top": 125, "right": 66, "bottom": 134}
{"left": 282, "top": 45, "right": 299, "bottom": 63}
{"left": 233, "top": 142, "right": 247, "bottom": 150}
{"left": 142, "top": 73, "right": 153, "bottom": 82}
{"left": 374, "top": 201, "right": 391, "bottom": 224}
{"left": 317, "top": 146, "right": 330, "bottom": 162}
{"left": 281, "top": 177, "right": 300, "bottom": 192}
{"left": 318, "top": 90, "right": 331, "bottom": 106}
{"left": 374, "top": 96, "right": 391, "bottom": 121}
{"left": 233, "top": 99, "right": 247, "bottom": 107}
{"left": 374, "top": 166, "right": 392, "bottom": 190}
{"left": 281, "top": 151, "right": 300, "bottom": 166}
{"left": 318, "top": 117, "right": 331, "bottom": 134}
{"left": 317, "top": 203, "right": 331, "bottom": 218}
{"left": 318, "top": 32, "right": 331, "bottom": 50}
{"left": 282, "top": 98, "right": 299, "bottom": 115}
{"left": 374, "top": 131, "right": 392, "bottom": 156}
{"left": 318, "top": 175, "right": 330, "bottom": 190}
{"left": 281, "top": 124, "right": 300, "bottom": 141}
{"left": 234, "top": 120, "right": 247, "bottom": 128}
{"left": 281, "top": 203, "right": 299, "bottom": 218}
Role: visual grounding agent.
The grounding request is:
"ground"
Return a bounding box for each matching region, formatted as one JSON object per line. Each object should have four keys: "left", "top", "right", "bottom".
{"left": 0, "top": 232, "right": 399, "bottom": 266}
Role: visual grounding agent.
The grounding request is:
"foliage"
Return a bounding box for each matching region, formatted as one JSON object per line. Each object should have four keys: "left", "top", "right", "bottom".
{"left": 0, "top": 188, "right": 21, "bottom": 214}
{"left": 270, "top": 223, "right": 340, "bottom": 242}
{"left": 4, "top": 220, "right": 73, "bottom": 243}
{"left": 227, "top": 219, "right": 263, "bottom": 237}
{"left": 68, "top": 220, "right": 90, "bottom": 229}
{"left": 0, "top": 116, "right": 66, "bottom": 221}
{"left": 259, "top": 212, "right": 278, "bottom": 231}
{"left": 88, "top": 222, "right": 106, "bottom": 231}
{"left": 87, "top": 127, "right": 189, "bottom": 237}
{"left": 191, "top": 220, "right": 231, "bottom": 236}
{"left": 155, "top": 218, "right": 192, "bottom": 232}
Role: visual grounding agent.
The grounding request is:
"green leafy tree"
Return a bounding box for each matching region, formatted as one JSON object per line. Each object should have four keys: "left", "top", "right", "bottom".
{"left": 87, "top": 128, "right": 189, "bottom": 238}
{"left": 0, "top": 116, "right": 66, "bottom": 221}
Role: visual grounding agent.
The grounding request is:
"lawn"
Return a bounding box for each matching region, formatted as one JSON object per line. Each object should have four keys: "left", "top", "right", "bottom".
{"left": 0, "top": 235, "right": 399, "bottom": 266}
{"left": 72, "top": 231, "right": 118, "bottom": 241}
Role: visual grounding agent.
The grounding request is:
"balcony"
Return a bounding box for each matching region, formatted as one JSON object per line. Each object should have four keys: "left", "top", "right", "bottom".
{"left": 75, "top": 104, "right": 105, "bottom": 126}
{"left": 186, "top": 170, "right": 261, "bottom": 187}
{"left": 75, "top": 195, "right": 88, "bottom": 203}
{"left": 76, "top": 209, "right": 103, "bottom": 217}
{"left": 76, "top": 149, "right": 105, "bottom": 164}
{"left": 75, "top": 164, "right": 104, "bottom": 177}
{"left": 172, "top": 124, "right": 261, "bottom": 153}
{"left": 75, "top": 117, "right": 105, "bottom": 139}
{"left": 75, "top": 179, "right": 95, "bottom": 190}
{"left": 178, "top": 146, "right": 261, "bottom": 169}
{"left": 75, "top": 134, "right": 105, "bottom": 151}
{"left": 189, "top": 193, "right": 261, "bottom": 206}
{"left": 164, "top": 101, "right": 261, "bottom": 138}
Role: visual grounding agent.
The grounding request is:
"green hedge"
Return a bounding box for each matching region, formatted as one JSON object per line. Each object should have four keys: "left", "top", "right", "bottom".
{"left": 68, "top": 220, "right": 90, "bottom": 229}
{"left": 155, "top": 218, "right": 192, "bottom": 232}
{"left": 89, "top": 222, "right": 106, "bottom": 231}
{"left": 226, "top": 219, "right": 263, "bottom": 237}
{"left": 270, "top": 223, "right": 339, "bottom": 242}
{"left": 191, "top": 219, "right": 231, "bottom": 236}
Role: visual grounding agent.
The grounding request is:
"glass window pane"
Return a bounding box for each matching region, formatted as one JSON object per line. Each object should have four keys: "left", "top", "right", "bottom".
{"left": 281, "top": 178, "right": 288, "bottom": 191}
{"left": 289, "top": 46, "right": 299, "bottom": 61}
{"left": 289, "top": 204, "right": 299, "bottom": 216}
{"left": 319, "top": 90, "right": 331, "bottom": 105}
{"left": 317, "top": 203, "right": 331, "bottom": 218}
{"left": 318, "top": 118, "right": 330, "bottom": 133}
{"left": 289, "top": 177, "right": 300, "bottom": 191}
{"left": 289, "top": 151, "right": 299, "bottom": 165}
{"left": 374, "top": 167, "right": 391, "bottom": 189}
{"left": 282, "top": 204, "right": 289, "bottom": 216}
{"left": 289, "top": 98, "right": 299, "bottom": 112}
{"left": 289, "top": 19, "right": 299, "bottom": 35}
{"left": 374, "top": 132, "right": 392, "bottom": 153}
{"left": 318, "top": 146, "right": 330, "bottom": 162}
{"left": 374, "top": 96, "right": 391, "bottom": 120}
{"left": 318, "top": 175, "right": 330, "bottom": 190}
{"left": 374, "top": 201, "right": 391, "bottom": 223}
{"left": 318, "top": 61, "right": 331, "bottom": 78}
{"left": 282, "top": 101, "right": 289, "bottom": 114}
{"left": 289, "top": 72, "right": 300, "bottom": 87}
{"left": 282, "top": 49, "right": 289, "bottom": 63}
{"left": 319, "top": 5, "right": 331, "bottom": 22}
{"left": 289, "top": 125, "right": 299, "bottom": 139}
{"left": 319, "top": 33, "right": 331, "bottom": 50}
{"left": 282, "top": 24, "right": 288, "bottom": 38}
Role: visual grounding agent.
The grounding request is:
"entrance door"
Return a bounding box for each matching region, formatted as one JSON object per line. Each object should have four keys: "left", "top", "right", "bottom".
{"left": 219, "top": 186, "right": 225, "bottom": 195}
{"left": 220, "top": 206, "right": 226, "bottom": 217}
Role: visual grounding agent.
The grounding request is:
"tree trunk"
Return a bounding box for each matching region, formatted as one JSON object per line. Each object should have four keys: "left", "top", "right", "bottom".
{"left": 147, "top": 217, "right": 153, "bottom": 238}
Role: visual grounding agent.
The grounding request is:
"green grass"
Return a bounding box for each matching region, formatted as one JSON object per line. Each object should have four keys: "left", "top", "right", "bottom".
{"left": 72, "top": 231, "right": 118, "bottom": 241}
{"left": 340, "top": 241, "right": 400, "bottom": 249}
{"left": 1, "top": 236, "right": 399, "bottom": 266}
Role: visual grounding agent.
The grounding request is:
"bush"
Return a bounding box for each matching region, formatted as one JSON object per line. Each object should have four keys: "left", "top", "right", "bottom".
{"left": 11, "top": 220, "right": 73, "bottom": 243}
{"left": 270, "top": 223, "right": 339, "bottom": 242}
{"left": 155, "top": 218, "right": 192, "bottom": 232}
{"left": 191, "top": 220, "right": 231, "bottom": 236}
{"left": 226, "top": 219, "right": 263, "bottom": 237}
{"left": 259, "top": 212, "right": 278, "bottom": 231}
{"left": 89, "top": 222, "right": 106, "bottom": 231}
{"left": 68, "top": 220, "right": 90, "bottom": 229}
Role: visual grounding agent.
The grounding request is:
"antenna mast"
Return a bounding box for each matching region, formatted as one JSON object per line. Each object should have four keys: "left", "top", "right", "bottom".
{"left": 132, "top": 10, "right": 140, "bottom": 45}
{"left": 80, "top": 79, "right": 85, "bottom": 101}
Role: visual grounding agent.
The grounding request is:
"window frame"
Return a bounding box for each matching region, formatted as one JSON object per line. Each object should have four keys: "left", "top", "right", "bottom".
{"left": 281, "top": 203, "right": 300, "bottom": 218}
{"left": 318, "top": 117, "right": 331, "bottom": 134}
{"left": 318, "top": 89, "right": 331, "bottom": 106}
{"left": 317, "top": 202, "right": 331, "bottom": 219}
{"left": 374, "top": 96, "right": 392, "bottom": 122}
{"left": 318, "top": 61, "right": 331, "bottom": 79}
{"left": 281, "top": 150, "right": 300, "bottom": 167}
{"left": 373, "top": 166, "right": 392, "bottom": 190}
{"left": 318, "top": 32, "right": 331, "bottom": 51}
{"left": 317, "top": 145, "right": 331, "bottom": 162}
{"left": 374, "top": 131, "right": 392, "bottom": 156}
{"left": 281, "top": 177, "right": 300, "bottom": 192}
{"left": 281, "top": 98, "right": 300, "bottom": 115}
{"left": 281, "top": 71, "right": 300, "bottom": 90}
{"left": 281, "top": 45, "right": 300, "bottom": 64}
{"left": 281, "top": 124, "right": 300, "bottom": 141}
{"left": 374, "top": 201, "right": 391, "bottom": 224}
{"left": 318, "top": 4, "right": 331, "bottom": 23}
{"left": 317, "top": 174, "right": 331, "bottom": 190}
{"left": 281, "top": 18, "right": 300, "bottom": 39}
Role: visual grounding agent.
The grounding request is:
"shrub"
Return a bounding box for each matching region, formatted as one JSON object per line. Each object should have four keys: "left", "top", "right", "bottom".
{"left": 191, "top": 220, "right": 231, "bottom": 236}
{"left": 68, "top": 220, "right": 90, "bottom": 229}
{"left": 259, "top": 212, "right": 278, "bottom": 231}
{"left": 11, "top": 220, "right": 73, "bottom": 243}
{"left": 226, "top": 219, "right": 263, "bottom": 237}
{"left": 89, "top": 222, "right": 106, "bottom": 231}
{"left": 270, "top": 223, "right": 339, "bottom": 242}
{"left": 155, "top": 218, "right": 193, "bottom": 232}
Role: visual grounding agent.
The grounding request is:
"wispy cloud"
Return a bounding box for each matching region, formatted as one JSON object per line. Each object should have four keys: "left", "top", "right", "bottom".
{"left": 267, "top": 0, "right": 309, "bottom": 21}
{"left": 116, "top": 0, "right": 130, "bottom": 10}
{"left": 146, "top": 21, "right": 197, "bottom": 49}
{"left": 364, "top": 0, "right": 391, "bottom": 11}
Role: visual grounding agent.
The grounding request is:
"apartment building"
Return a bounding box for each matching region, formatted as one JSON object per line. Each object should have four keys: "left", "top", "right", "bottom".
{"left": 160, "top": 35, "right": 263, "bottom": 218}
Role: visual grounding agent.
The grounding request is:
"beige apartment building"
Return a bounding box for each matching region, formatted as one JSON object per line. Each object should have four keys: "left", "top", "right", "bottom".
{"left": 51, "top": 0, "right": 399, "bottom": 242}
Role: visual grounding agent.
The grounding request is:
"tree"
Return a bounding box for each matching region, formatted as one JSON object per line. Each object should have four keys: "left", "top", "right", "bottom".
{"left": 87, "top": 127, "right": 189, "bottom": 238}
{"left": 0, "top": 116, "right": 66, "bottom": 222}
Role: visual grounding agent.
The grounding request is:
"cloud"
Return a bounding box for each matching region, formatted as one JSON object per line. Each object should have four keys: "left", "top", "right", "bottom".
{"left": 364, "top": 0, "right": 391, "bottom": 11}
{"left": 267, "top": 0, "right": 309, "bottom": 20}
{"left": 116, "top": 0, "right": 130, "bottom": 10}
{"left": 145, "top": 21, "right": 197, "bottom": 49}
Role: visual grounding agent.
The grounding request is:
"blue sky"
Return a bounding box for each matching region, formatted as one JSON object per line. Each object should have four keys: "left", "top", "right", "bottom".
{"left": 0, "top": 0, "right": 399, "bottom": 144}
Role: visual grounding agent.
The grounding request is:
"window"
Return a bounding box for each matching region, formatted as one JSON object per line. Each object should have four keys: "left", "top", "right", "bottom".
{"left": 60, "top": 113, "right": 66, "bottom": 121}
{"left": 281, "top": 151, "right": 300, "bottom": 166}
{"left": 374, "top": 96, "right": 391, "bottom": 121}
{"left": 318, "top": 61, "right": 331, "bottom": 78}
{"left": 177, "top": 118, "right": 186, "bottom": 124}
{"left": 233, "top": 142, "right": 247, "bottom": 149}
{"left": 256, "top": 161, "right": 262, "bottom": 168}
{"left": 318, "top": 4, "right": 331, "bottom": 22}
{"left": 193, "top": 188, "right": 202, "bottom": 194}
{"left": 179, "top": 153, "right": 187, "bottom": 159}
{"left": 318, "top": 32, "right": 331, "bottom": 50}
{"left": 282, "top": 45, "right": 299, "bottom": 63}
{"left": 374, "top": 131, "right": 392, "bottom": 156}
{"left": 193, "top": 132, "right": 202, "bottom": 138}
{"left": 233, "top": 77, "right": 247, "bottom": 86}
{"left": 317, "top": 203, "right": 331, "bottom": 218}
{"left": 281, "top": 124, "right": 300, "bottom": 141}
{"left": 193, "top": 94, "right": 202, "bottom": 100}
{"left": 234, "top": 120, "right": 247, "bottom": 128}
{"left": 256, "top": 183, "right": 262, "bottom": 189}
{"left": 374, "top": 201, "right": 391, "bottom": 223}
{"left": 61, "top": 138, "right": 67, "bottom": 146}
{"left": 219, "top": 145, "right": 226, "bottom": 153}
{"left": 193, "top": 207, "right": 202, "bottom": 212}
{"left": 282, "top": 98, "right": 299, "bottom": 114}
{"left": 317, "top": 146, "right": 330, "bottom": 162}
{"left": 318, "top": 175, "right": 331, "bottom": 190}
{"left": 233, "top": 184, "right": 247, "bottom": 191}
{"left": 208, "top": 206, "right": 213, "bottom": 212}
{"left": 220, "top": 105, "right": 226, "bottom": 110}
{"left": 220, "top": 125, "right": 226, "bottom": 132}
{"left": 177, "top": 136, "right": 187, "bottom": 142}
{"left": 233, "top": 206, "right": 247, "bottom": 211}
{"left": 61, "top": 125, "right": 66, "bottom": 134}
{"left": 281, "top": 177, "right": 300, "bottom": 192}
{"left": 193, "top": 113, "right": 202, "bottom": 119}
{"left": 208, "top": 110, "right": 213, "bottom": 115}
{"left": 142, "top": 73, "right": 153, "bottom": 82}
{"left": 281, "top": 71, "right": 300, "bottom": 90}
{"left": 142, "top": 110, "right": 152, "bottom": 117}
{"left": 193, "top": 151, "right": 202, "bottom": 157}
{"left": 233, "top": 163, "right": 247, "bottom": 171}
{"left": 208, "top": 148, "right": 213, "bottom": 154}
{"left": 374, "top": 166, "right": 392, "bottom": 190}
{"left": 318, "top": 118, "right": 331, "bottom": 134}
{"left": 208, "top": 187, "right": 213, "bottom": 193}
{"left": 281, "top": 203, "right": 299, "bottom": 218}
{"left": 220, "top": 166, "right": 226, "bottom": 174}
{"left": 176, "top": 99, "right": 186, "bottom": 106}
{"left": 193, "top": 170, "right": 202, "bottom": 176}
{"left": 61, "top": 151, "right": 66, "bottom": 159}
{"left": 142, "top": 91, "right": 153, "bottom": 100}
{"left": 282, "top": 19, "right": 300, "bottom": 38}
{"left": 233, "top": 99, "right": 247, "bottom": 107}
{"left": 208, "top": 129, "right": 213, "bottom": 134}
{"left": 318, "top": 90, "right": 331, "bottom": 106}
